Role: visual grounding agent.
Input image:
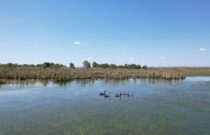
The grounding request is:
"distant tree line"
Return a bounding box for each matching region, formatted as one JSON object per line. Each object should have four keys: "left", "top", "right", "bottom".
{"left": 0, "top": 61, "right": 148, "bottom": 69}
{"left": 37, "top": 62, "right": 65, "bottom": 68}
{"left": 0, "top": 62, "right": 66, "bottom": 68}
{"left": 87, "top": 61, "right": 147, "bottom": 69}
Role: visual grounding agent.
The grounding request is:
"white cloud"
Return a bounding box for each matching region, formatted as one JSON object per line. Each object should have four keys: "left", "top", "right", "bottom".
{"left": 72, "top": 41, "right": 87, "bottom": 47}
{"left": 160, "top": 56, "right": 166, "bottom": 60}
{"left": 199, "top": 48, "right": 207, "bottom": 52}
{"left": 73, "top": 41, "right": 81, "bottom": 45}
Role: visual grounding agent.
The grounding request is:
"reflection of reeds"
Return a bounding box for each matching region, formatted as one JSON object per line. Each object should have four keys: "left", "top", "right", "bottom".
{"left": 1, "top": 79, "right": 38, "bottom": 85}
{"left": 2, "top": 67, "right": 209, "bottom": 82}
{"left": 0, "top": 79, "right": 6, "bottom": 84}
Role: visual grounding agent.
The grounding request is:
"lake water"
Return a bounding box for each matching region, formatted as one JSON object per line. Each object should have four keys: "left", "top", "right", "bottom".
{"left": 0, "top": 77, "right": 210, "bottom": 135}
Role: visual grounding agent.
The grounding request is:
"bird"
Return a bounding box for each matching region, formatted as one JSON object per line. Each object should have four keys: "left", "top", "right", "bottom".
{"left": 99, "top": 90, "right": 106, "bottom": 96}
{"left": 104, "top": 94, "right": 110, "bottom": 98}
{"left": 115, "top": 92, "right": 122, "bottom": 97}
{"left": 104, "top": 90, "right": 111, "bottom": 98}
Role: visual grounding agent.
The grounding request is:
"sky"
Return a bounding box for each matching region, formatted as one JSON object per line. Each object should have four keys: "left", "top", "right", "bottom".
{"left": 0, "top": 0, "right": 210, "bottom": 67}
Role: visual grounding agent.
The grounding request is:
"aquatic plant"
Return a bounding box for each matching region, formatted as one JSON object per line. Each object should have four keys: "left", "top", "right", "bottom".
{"left": 1, "top": 63, "right": 209, "bottom": 81}
{"left": 0, "top": 67, "right": 187, "bottom": 81}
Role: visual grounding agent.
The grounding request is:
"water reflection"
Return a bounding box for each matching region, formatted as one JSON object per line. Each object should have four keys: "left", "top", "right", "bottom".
{"left": 0, "top": 79, "right": 40, "bottom": 88}
{"left": 144, "top": 78, "right": 183, "bottom": 84}
{"left": 52, "top": 79, "right": 96, "bottom": 87}
{"left": 0, "top": 78, "right": 185, "bottom": 87}
{"left": 0, "top": 76, "right": 208, "bottom": 88}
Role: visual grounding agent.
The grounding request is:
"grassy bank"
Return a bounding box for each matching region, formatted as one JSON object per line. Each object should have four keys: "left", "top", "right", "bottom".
{"left": 153, "top": 67, "right": 210, "bottom": 76}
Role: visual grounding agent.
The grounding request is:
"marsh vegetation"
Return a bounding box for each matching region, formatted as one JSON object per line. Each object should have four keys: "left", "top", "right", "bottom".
{"left": 0, "top": 62, "right": 209, "bottom": 82}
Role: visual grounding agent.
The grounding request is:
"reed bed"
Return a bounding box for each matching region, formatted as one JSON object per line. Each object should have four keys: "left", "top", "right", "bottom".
{"left": 0, "top": 67, "right": 192, "bottom": 82}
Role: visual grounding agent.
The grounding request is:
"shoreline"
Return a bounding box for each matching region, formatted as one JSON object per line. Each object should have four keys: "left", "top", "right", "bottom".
{"left": 0, "top": 67, "right": 188, "bottom": 80}
{"left": 1, "top": 67, "right": 210, "bottom": 81}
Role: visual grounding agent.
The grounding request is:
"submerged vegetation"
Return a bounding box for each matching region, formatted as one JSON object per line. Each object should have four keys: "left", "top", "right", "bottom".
{"left": 0, "top": 61, "right": 209, "bottom": 81}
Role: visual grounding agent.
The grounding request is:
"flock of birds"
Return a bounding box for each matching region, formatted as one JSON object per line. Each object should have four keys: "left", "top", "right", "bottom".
{"left": 99, "top": 90, "right": 134, "bottom": 98}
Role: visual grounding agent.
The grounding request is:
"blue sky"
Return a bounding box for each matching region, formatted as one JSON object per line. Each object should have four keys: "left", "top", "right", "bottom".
{"left": 0, "top": 0, "right": 210, "bottom": 66}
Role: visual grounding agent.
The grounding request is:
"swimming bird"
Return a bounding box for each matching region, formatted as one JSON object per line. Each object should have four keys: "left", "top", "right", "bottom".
{"left": 115, "top": 92, "right": 122, "bottom": 97}
{"left": 99, "top": 90, "right": 106, "bottom": 96}
{"left": 104, "top": 90, "right": 111, "bottom": 98}
{"left": 104, "top": 94, "right": 110, "bottom": 98}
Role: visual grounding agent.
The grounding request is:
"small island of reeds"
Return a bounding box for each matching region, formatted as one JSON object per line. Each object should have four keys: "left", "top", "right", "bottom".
{"left": 0, "top": 61, "right": 210, "bottom": 82}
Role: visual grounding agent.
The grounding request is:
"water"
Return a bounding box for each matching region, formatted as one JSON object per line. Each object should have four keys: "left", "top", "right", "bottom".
{"left": 0, "top": 77, "right": 210, "bottom": 135}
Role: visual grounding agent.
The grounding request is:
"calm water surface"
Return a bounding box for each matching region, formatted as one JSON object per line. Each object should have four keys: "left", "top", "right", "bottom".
{"left": 0, "top": 77, "right": 210, "bottom": 135}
